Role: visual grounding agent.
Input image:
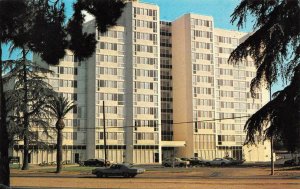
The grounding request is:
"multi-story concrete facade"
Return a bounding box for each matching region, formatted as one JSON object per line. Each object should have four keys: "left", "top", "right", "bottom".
{"left": 172, "top": 13, "right": 270, "bottom": 161}
{"left": 75, "top": 1, "right": 162, "bottom": 164}
{"left": 10, "top": 1, "right": 270, "bottom": 164}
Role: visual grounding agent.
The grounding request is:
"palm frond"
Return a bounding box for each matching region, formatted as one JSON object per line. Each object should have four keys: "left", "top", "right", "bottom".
{"left": 47, "top": 95, "right": 76, "bottom": 119}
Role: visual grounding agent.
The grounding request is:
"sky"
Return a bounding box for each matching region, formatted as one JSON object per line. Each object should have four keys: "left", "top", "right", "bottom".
{"left": 141, "top": 0, "right": 253, "bottom": 31}
{"left": 1, "top": 0, "right": 285, "bottom": 91}
{"left": 4, "top": 0, "right": 252, "bottom": 59}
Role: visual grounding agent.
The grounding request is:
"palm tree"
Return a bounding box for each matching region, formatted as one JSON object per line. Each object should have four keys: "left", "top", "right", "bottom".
{"left": 47, "top": 96, "right": 76, "bottom": 173}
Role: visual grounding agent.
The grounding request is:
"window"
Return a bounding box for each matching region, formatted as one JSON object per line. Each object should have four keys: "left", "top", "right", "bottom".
{"left": 58, "top": 80, "right": 77, "bottom": 88}
{"left": 98, "top": 42, "right": 118, "bottom": 51}
{"left": 134, "top": 132, "right": 156, "bottom": 140}
{"left": 191, "top": 18, "right": 212, "bottom": 27}
{"left": 192, "top": 30, "right": 212, "bottom": 38}
{"left": 192, "top": 53, "right": 212, "bottom": 61}
{"left": 192, "top": 41, "right": 212, "bottom": 50}
{"left": 63, "top": 132, "right": 77, "bottom": 140}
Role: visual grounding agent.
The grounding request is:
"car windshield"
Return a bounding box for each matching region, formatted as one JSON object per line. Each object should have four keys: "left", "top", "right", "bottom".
{"left": 111, "top": 164, "right": 134, "bottom": 168}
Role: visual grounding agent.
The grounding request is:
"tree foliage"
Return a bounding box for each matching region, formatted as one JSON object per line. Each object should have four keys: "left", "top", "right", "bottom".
{"left": 67, "top": 0, "right": 125, "bottom": 60}
{"left": 0, "top": 0, "right": 126, "bottom": 185}
{"left": 0, "top": 0, "right": 26, "bottom": 43}
{"left": 229, "top": 0, "right": 300, "bottom": 151}
{"left": 0, "top": 0, "right": 27, "bottom": 185}
{"left": 4, "top": 58, "right": 55, "bottom": 148}
{"left": 3, "top": 0, "right": 125, "bottom": 66}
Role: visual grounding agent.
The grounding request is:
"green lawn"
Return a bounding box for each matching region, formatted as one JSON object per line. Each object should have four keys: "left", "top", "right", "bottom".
{"left": 10, "top": 164, "right": 22, "bottom": 169}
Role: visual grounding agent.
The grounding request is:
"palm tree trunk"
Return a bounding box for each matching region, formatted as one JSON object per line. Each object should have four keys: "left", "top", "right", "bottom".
{"left": 56, "top": 128, "right": 63, "bottom": 173}
{"left": 0, "top": 43, "right": 10, "bottom": 186}
{"left": 21, "top": 48, "right": 29, "bottom": 170}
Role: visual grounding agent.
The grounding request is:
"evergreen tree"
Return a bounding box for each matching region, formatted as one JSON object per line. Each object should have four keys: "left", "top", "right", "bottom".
{"left": 229, "top": 0, "right": 300, "bottom": 151}
{"left": 0, "top": 0, "right": 125, "bottom": 186}
{"left": 0, "top": 0, "right": 27, "bottom": 186}
{"left": 3, "top": 53, "right": 56, "bottom": 170}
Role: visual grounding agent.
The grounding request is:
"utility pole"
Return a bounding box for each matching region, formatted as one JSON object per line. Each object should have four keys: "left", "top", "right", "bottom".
{"left": 270, "top": 84, "right": 274, "bottom": 175}
{"left": 271, "top": 135, "right": 274, "bottom": 175}
{"left": 103, "top": 101, "right": 107, "bottom": 167}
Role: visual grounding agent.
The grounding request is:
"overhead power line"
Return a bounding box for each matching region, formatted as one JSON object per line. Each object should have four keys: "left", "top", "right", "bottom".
{"left": 59, "top": 115, "right": 251, "bottom": 130}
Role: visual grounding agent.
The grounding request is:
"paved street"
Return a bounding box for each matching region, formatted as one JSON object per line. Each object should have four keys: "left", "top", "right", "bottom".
{"left": 11, "top": 166, "right": 300, "bottom": 189}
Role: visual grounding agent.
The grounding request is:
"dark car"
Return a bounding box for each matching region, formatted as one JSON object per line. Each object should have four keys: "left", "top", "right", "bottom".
{"left": 183, "top": 157, "right": 204, "bottom": 166}
{"left": 283, "top": 158, "right": 300, "bottom": 166}
{"left": 224, "top": 157, "right": 245, "bottom": 165}
{"left": 92, "top": 164, "right": 145, "bottom": 178}
{"left": 82, "top": 159, "right": 108, "bottom": 167}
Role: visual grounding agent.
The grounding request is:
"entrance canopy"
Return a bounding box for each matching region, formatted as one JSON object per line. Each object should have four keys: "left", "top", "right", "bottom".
{"left": 161, "top": 141, "right": 186, "bottom": 147}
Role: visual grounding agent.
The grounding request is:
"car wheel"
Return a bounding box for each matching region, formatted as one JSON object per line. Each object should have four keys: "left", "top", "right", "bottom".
{"left": 130, "top": 174, "right": 136, "bottom": 178}
{"left": 123, "top": 173, "right": 130, "bottom": 178}
{"left": 96, "top": 173, "right": 103, "bottom": 178}
{"left": 205, "top": 162, "right": 210, "bottom": 166}
{"left": 221, "top": 162, "right": 225, "bottom": 166}
{"left": 102, "top": 174, "right": 107, "bottom": 178}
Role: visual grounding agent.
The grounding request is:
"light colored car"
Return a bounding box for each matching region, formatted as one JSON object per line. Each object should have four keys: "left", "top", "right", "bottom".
{"left": 206, "top": 158, "right": 231, "bottom": 166}
{"left": 92, "top": 164, "right": 145, "bottom": 178}
{"left": 162, "top": 157, "right": 190, "bottom": 167}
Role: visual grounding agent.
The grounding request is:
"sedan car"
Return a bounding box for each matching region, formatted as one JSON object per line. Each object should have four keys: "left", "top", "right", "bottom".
{"left": 82, "top": 159, "right": 112, "bottom": 167}
{"left": 224, "top": 157, "right": 245, "bottom": 165}
{"left": 206, "top": 158, "right": 231, "bottom": 166}
{"left": 162, "top": 158, "right": 190, "bottom": 167}
{"left": 92, "top": 164, "right": 145, "bottom": 178}
{"left": 184, "top": 157, "right": 204, "bottom": 166}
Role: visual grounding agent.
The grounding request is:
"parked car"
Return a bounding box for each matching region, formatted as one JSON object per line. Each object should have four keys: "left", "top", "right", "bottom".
{"left": 180, "top": 158, "right": 191, "bottom": 166}
{"left": 206, "top": 158, "right": 231, "bottom": 166}
{"left": 224, "top": 157, "right": 245, "bottom": 165}
{"left": 99, "top": 158, "right": 114, "bottom": 166}
{"left": 283, "top": 158, "right": 300, "bottom": 166}
{"left": 185, "top": 157, "right": 204, "bottom": 166}
{"left": 162, "top": 158, "right": 190, "bottom": 167}
{"left": 92, "top": 164, "right": 145, "bottom": 178}
{"left": 82, "top": 159, "right": 112, "bottom": 167}
{"left": 201, "top": 159, "right": 213, "bottom": 166}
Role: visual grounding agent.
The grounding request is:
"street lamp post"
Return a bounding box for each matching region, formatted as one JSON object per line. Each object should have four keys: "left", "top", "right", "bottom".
{"left": 270, "top": 84, "right": 274, "bottom": 175}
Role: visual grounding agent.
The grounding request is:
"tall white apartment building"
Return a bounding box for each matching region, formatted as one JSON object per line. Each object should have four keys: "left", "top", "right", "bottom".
{"left": 172, "top": 13, "right": 270, "bottom": 161}
{"left": 10, "top": 1, "right": 270, "bottom": 164}
{"left": 78, "top": 1, "right": 162, "bottom": 164}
